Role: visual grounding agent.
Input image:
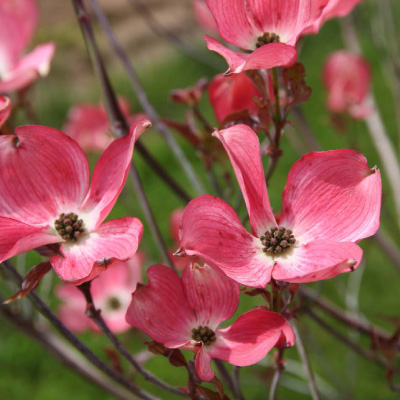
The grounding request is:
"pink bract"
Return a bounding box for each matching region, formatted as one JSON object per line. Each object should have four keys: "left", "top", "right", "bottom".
{"left": 305, "top": 0, "right": 363, "bottom": 34}
{"left": 204, "top": 0, "right": 329, "bottom": 74}
{"left": 178, "top": 125, "right": 381, "bottom": 287}
{"left": 0, "top": 119, "right": 150, "bottom": 284}
{"left": 0, "top": 0, "right": 55, "bottom": 92}
{"left": 63, "top": 98, "right": 145, "bottom": 152}
{"left": 57, "top": 253, "right": 144, "bottom": 333}
{"left": 209, "top": 73, "right": 262, "bottom": 123}
{"left": 126, "top": 264, "right": 295, "bottom": 381}
{"left": 323, "top": 50, "right": 372, "bottom": 119}
{"left": 0, "top": 96, "right": 11, "bottom": 127}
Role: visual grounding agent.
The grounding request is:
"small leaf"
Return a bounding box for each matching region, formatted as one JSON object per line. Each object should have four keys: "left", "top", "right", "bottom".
{"left": 3, "top": 262, "right": 52, "bottom": 304}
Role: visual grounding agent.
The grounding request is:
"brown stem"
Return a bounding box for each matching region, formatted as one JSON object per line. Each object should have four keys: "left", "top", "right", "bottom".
{"left": 89, "top": 0, "right": 206, "bottom": 195}
{"left": 2, "top": 260, "right": 158, "bottom": 400}
{"left": 72, "top": 0, "right": 176, "bottom": 271}
{"left": 78, "top": 282, "right": 188, "bottom": 397}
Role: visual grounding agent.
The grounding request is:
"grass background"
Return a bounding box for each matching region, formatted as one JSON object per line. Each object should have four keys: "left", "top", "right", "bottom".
{"left": 0, "top": 2, "right": 399, "bottom": 399}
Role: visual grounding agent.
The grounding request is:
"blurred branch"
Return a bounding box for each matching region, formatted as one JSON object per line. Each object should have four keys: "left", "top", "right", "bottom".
{"left": 0, "top": 302, "right": 138, "bottom": 400}
{"left": 1, "top": 260, "right": 158, "bottom": 400}
{"left": 127, "top": 0, "right": 220, "bottom": 70}
{"left": 299, "top": 285, "right": 397, "bottom": 347}
{"left": 373, "top": 230, "right": 400, "bottom": 273}
{"left": 304, "top": 307, "right": 399, "bottom": 375}
{"left": 89, "top": 0, "right": 206, "bottom": 196}
{"left": 341, "top": 15, "right": 400, "bottom": 230}
{"left": 72, "top": 0, "right": 176, "bottom": 271}
{"left": 79, "top": 282, "right": 188, "bottom": 398}
{"left": 214, "top": 359, "right": 245, "bottom": 400}
{"left": 291, "top": 321, "right": 320, "bottom": 400}
{"left": 291, "top": 107, "right": 322, "bottom": 151}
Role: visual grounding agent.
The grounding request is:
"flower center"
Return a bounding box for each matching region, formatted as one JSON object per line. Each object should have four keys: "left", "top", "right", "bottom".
{"left": 260, "top": 227, "right": 296, "bottom": 255}
{"left": 54, "top": 212, "right": 86, "bottom": 242}
{"left": 191, "top": 325, "right": 216, "bottom": 346}
{"left": 106, "top": 296, "right": 122, "bottom": 311}
{"left": 256, "top": 32, "right": 280, "bottom": 48}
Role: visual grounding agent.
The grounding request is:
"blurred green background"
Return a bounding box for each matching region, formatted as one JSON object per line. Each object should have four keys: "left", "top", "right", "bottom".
{"left": 0, "top": 1, "right": 399, "bottom": 399}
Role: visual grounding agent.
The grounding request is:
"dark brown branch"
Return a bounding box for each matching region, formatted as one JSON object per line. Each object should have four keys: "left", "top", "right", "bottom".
{"left": 79, "top": 282, "right": 188, "bottom": 398}
{"left": 299, "top": 286, "right": 395, "bottom": 346}
{"left": 304, "top": 307, "right": 397, "bottom": 374}
{"left": 0, "top": 302, "right": 138, "bottom": 400}
{"left": 72, "top": 0, "right": 176, "bottom": 271}
{"left": 2, "top": 260, "right": 158, "bottom": 400}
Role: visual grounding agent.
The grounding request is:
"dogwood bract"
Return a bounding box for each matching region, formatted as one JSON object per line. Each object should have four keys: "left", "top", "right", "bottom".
{"left": 126, "top": 263, "right": 294, "bottom": 381}
{"left": 0, "top": 119, "right": 150, "bottom": 283}
{"left": 203, "top": 0, "right": 329, "bottom": 74}
{"left": 0, "top": 0, "right": 55, "bottom": 93}
{"left": 177, "top": 124, "right": 381, "bottom": 287}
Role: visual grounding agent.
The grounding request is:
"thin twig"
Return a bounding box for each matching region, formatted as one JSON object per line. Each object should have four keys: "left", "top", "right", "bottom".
{"left": 1, "top": 260, "right": 159, "bottom": 400}
{"left": 291, "top": 321, "right": 320, "bottom": 400}
{"left": 304, "top": 307, "right": 398, "bottom": 374}
{"left": 299, "top": 286, "right": 396, "bottom": 347}
{"left": 214, "top": 360, "right": 237, "bottom": 398}
{"left": 79, "top": 282, "right": 188, "bottom": 398}
{"left": 0, "top": 302, "right": 138, "bottom": 400}
{"left": 72, "top": 0, "right": 176, "bottom": 271}
{"left": 89, "top": 0, "right": 206, "bottom": 195}
{"left": 127, "top": 0, "right": 220, "bottom": 70}
{"left": 269, "top": 348, "right": 285, "bottom": 400}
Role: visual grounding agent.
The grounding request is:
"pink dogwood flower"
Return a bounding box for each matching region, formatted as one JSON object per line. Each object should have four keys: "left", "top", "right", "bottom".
{"left": 0, "top": 96, "right": 11, "bottom": 127}
{"left": 0, "top": 0, "right": 55, "bottom": 93}
{"left": 63, "top": 98, "right": 145, "bottom": 152}
{"left": 126, "top": 263, "right": 295, "bottom": 381}
{"left": 0, "top": 119, "right": 150, "bottom": 284}
{"left": 323, "top": 50, "right": 372, "bottom": 119}
{"left": 177, "top": 124, "right": 381, "bottom": 287}
{"left": 204, "top": 0, "right": 329, "bottom": 75}
{"left": 305, "top": 0, "right": 363, "bottom": 34}
{"left": 209, "top": 73, "right": 262, "bottom": 124}
{"left": 57, "top": 253, "right": 144, "bottom": 333}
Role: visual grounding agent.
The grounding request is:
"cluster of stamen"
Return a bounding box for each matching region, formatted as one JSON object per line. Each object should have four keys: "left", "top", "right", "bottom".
{"left": 106, "top": 296, "right": 122, "bottom": 311}
{"left": 191, "top": 326, "right": 216, "bottom": 346}
{"left": 54, "top": 212, "right": 85, "bottom": 242}
{"left": 260, "top": 227, "right": 296, "bottom": 255}
{"left": 256, "top": 32, "right": 280, "bottom": 48}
